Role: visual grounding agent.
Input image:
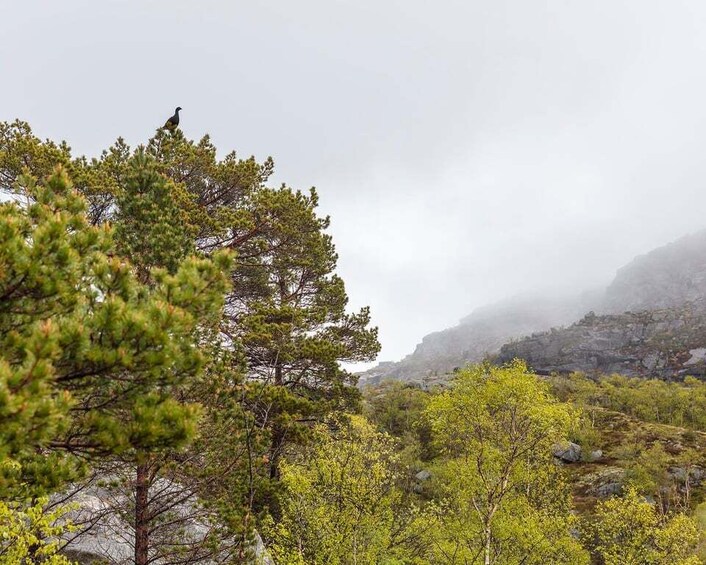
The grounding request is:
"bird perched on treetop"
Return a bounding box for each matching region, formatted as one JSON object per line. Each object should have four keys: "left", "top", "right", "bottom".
{"left": 163, "top": 107, "right": 182, "bottom": 131}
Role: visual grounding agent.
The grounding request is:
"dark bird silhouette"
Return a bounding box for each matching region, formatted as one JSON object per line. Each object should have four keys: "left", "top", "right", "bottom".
{"left": 163, "top": 107, "right": 182, "bottom": 131}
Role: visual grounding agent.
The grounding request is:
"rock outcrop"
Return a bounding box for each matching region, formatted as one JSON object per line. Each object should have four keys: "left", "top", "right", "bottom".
{"left": 498, "top": 303, "right": 706, "bottom": 378}
{"left": 496, "top": 230, "right": 706, "bottom": 378}
{"left": 59, "top": 473, "right": 274, "bottom": 565}
{"left": 577, "top": 467, "right": 626, "bottom": 498}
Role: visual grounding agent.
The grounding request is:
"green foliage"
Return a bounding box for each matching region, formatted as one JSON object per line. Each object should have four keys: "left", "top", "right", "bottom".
{"left": 0, "top": 165, "right": 232, "bottom": 500}
{"left": 620, "top": 442, "right": 704, "bottom": 514}
{"left": 264, "top": 415, "right": 431, "bottom": 564}
{"left": 0, "top": 496, "right": 76, "bottom": 564}
{"left": 693, "top": 501, "right": 706, "bottom": 561}
{"left": 425, "top": 361, "right": 587, "bottom": 564}
{"left": 584, "top": 487, "right": 700, "bottom": 565}
{"left": 114, "top": 149, "right": 195, "bottom": 276}
{"left": 363, "top": 380, "right": 436, "bottom": 462}
{"left": 624, "top": 443, "right": 671, "bottom": 501}
{"left": 231, "top": 185, "right": 380, "bottom": 482}
{"left": 549, "top": 372, "right": 706, "bottom": 431}
{"left": 569, "top": 413, "right": 603, "bottom": 457}
{"left": 0, "top": 120, "right": 72, "bottom": 190}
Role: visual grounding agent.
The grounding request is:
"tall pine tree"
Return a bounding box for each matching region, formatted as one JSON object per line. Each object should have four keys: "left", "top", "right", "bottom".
{"left": 0, "top": 165, "right": 232, "bottom": 561}
{"left": 232, "top": 186, "right": 379, "bottom": 481}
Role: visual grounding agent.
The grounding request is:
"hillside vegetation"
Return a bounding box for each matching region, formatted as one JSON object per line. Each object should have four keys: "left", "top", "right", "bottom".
{"left": 363, "top": 369, "right": 706, "bottom": 564}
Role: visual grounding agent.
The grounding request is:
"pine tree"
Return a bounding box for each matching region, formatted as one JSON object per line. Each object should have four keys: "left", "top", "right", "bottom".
{"left": 100, "top": 151, "right": 236, "bottom": 565}
{"left": 0, "top": 165, "right": 231, "bottom": 559}
{"left": 0, "top": 120, "right": 72, "bottom": 192}
{"left": 114, "top": 149, "right": 196, "bottom": 278}
{"left": 232, "top": 186, "right": 380, "bottom": 483}
{"left": 77, "top": 128, "right": 381, "bottom": 488}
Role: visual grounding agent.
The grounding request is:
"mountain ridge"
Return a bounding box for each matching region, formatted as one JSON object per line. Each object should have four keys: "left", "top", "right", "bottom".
{"left": 361, "top": 228, "right": 706, "bottom": 384}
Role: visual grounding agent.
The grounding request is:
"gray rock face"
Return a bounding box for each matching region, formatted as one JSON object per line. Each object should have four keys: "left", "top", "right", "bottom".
{"left": 604, "top": 229, "right": 706, "bottom": 314}
{"left": 59, "top": 473, "right": 274, "bottom": 565}
{"left": 412, "top": 470, "right": 432, "bottom": 493}
{"left": 668, "top": 466, "right": 705, "bottom": 484}
{"left": 596, "top": 482, "right": 622, "bottom": 497}
{"left": 685, "top": 348, "right": 706, "bottom": 366}
{"left": 498, "top": 304, "right": 706, "bottom": 378}
{"left": 579, "top": 467, "right": 625, "bottom": 498}
{"left": 552, "top": 442, "right": 582, "bottom": 463}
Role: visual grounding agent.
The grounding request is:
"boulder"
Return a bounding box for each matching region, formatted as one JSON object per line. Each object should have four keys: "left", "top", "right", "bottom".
{"left": 668, "top": 466, "right": 705, "bottom": 484}
{"left": 552, "top": 442, "right": 582, "bottom": 463}
{"left": 588, "top": 449, "right": 603, "bottom": 461}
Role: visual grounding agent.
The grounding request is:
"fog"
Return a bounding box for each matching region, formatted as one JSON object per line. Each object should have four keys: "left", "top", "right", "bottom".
{"left": 4, "top": 0, "right": 706, "bottom": 365}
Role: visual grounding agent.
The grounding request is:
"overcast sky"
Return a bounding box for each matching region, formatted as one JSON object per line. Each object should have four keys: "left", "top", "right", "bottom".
{"left": 4, "top": 0, "right": 706, "bottom": 365}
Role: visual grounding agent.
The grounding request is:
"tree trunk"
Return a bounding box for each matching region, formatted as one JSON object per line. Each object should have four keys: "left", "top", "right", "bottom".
{"left": 269, "top": 424, "right": 285, "bottom": 480}
{"left": 484, "top": 525, "right": 491, "bottom": 565}
{"left": 269, "top": 363, "right": 284, "bottom": 480}
{"left": 135, "top": 462, "right": 150, "bottom": 565}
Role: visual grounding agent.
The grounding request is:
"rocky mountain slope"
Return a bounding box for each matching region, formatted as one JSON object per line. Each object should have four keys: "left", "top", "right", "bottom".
{"left": 361, "top": 229, "right": 706, "bottom": 384}
{"left": 603, "top": 229, "right": 706, "bottom": 313}
{"left": 497, "top": 304, "right": 706, "bottom": 378}
{"left": 359, "top": 290, "right": 601, "bottom": 385}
